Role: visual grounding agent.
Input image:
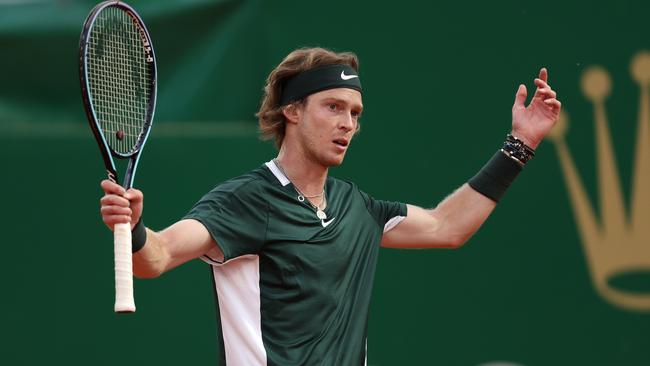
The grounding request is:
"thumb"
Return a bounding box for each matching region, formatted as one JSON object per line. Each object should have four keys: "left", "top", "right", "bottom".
{"left": 512, "top": 84, "right": 527, "bottom": 109}
{"left": 125, "top": 188, "right": 143, "bottom": 203}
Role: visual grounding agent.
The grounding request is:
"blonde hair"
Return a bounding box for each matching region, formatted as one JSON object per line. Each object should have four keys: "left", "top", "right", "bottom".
{"left": 256, "top": 47, "right": 359, "bottom": 148}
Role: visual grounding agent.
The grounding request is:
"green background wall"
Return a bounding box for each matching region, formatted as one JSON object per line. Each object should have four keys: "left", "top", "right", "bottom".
{"left": 1, "top": 0, "right": 649, "bottom": 365}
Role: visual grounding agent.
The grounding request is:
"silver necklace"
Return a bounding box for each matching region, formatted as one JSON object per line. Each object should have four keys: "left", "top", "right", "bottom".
{"left": 274, "top": 158, "right": 327, "bottom": 219}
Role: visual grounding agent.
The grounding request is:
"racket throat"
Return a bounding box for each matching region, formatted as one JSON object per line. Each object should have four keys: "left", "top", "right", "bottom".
{"left": 107, "top": 169, "right": 118, "bottom": 184}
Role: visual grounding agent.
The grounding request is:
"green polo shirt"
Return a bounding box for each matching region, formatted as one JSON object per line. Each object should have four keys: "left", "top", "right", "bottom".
{"left": 184, "top": 160, "right": 407, "bottom": 366}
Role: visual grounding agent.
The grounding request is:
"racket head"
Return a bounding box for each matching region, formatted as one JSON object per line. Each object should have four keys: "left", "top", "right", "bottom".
{"left": 79, "top": 1, "right": 157, "bottom": 164}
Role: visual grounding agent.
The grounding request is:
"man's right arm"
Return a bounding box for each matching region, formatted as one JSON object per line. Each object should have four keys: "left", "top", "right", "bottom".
{"left": 133, "top": 220, "right": 217, "bottom": 278}
{"left": 100, "top": 180, "right": 220, "bottom": 279}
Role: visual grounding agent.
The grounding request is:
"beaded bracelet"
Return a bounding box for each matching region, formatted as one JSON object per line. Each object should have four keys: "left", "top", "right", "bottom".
{"left": 501, "top": 134, "right": 535, "bottom": 166}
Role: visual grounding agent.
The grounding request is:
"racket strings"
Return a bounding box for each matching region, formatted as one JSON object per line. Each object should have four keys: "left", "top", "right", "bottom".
{"left": 87, "top": 7, "right": 152, "bottom": 156}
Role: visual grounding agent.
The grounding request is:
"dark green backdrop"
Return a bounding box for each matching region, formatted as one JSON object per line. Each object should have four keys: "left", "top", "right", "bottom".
{"left": 2, "top": 0, "right": 649, "bottom": 365}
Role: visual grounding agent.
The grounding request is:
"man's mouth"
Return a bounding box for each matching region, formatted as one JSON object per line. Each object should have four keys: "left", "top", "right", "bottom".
{"left": 333, "top": 138, "right": 349, "bottom": 147}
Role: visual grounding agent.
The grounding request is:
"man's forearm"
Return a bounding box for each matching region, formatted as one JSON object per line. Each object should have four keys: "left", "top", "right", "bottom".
{"left": 430, "top": 183, "right": 497, "bottom": 247}
{"left": 132, "top": 228, "right": 171, "bottom": 278}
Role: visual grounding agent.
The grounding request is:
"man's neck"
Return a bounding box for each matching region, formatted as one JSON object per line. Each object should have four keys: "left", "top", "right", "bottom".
{"left": 275, "top": 148, "right": 328, "bottom": 197}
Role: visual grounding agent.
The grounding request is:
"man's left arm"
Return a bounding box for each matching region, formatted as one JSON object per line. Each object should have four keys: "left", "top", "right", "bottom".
{"left": 382, "top": 68, "right": 561, "bottom": 249}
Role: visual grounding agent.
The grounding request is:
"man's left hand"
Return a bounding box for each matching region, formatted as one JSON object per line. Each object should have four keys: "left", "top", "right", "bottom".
{"left": 511, "top": 68, "right": 562, "bottom": 149}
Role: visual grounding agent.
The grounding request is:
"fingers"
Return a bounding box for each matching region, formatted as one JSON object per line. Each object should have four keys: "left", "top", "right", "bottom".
{"left": 100, "top": 180, "right": 134, "bottom": 230}
{"left": 101, "top": 204, "right": 131, "bottom": 227}
{"left": 125, "top": 188, "right": 143, "bottom": 203}
{"left": 544, "top": 98, "right": 562, "bottom": 110}
{"left": 101, "top": 179, "right": 125, "bottom": 196}
{"left": 534, "top": 79, "right": 557, "bottom": 98}
{"left": 533, "top": 76, "right": 558, "bottom": 102}
{"left": 102, "top": 213, "right": 131, "bottom": 227}
{"left": 534, "top": 78, "right": 550, "bottom": 89}
{"left": 100, "top": 194, "right": 131, "bottom": 228}
{"left": 515, "top": 68, "right": 558, "bottom": 111}
{"left": 538, "top": 67, "right": 548, "bottom": 83}
{"left": 101, "top": 205, "right": 132, "bottom": 217}
{"left": 99, "top": 181, "right": 142, "bottom": 205}
{"left": 100, "top": 194, "right": 130, "bottom": 207}
{"left": 512, "top": 84, "right": 527, "bottom": 109}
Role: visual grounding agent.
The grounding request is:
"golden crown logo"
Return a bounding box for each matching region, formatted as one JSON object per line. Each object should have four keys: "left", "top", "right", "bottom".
{"left": 548, "top": 51, "right": 650, "bottom": 312}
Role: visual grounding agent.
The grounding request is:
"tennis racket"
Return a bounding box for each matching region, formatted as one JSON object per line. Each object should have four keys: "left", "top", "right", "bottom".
{"left": 79, "top": 1, "right": 157, "bottom": 313}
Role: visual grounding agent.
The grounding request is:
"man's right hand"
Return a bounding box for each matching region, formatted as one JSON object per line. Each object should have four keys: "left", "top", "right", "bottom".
{"left": 100, "top": 180, "right": 144, "bottom": 231}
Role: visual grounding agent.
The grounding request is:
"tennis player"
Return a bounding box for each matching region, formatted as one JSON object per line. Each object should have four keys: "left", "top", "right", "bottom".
{"left": 99, "top": 47, "right": 561, "bottom": 365}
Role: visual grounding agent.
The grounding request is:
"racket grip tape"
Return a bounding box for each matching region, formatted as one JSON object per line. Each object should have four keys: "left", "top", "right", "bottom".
{"left": 114, "top": 222, "right": 136, "bottom": 313}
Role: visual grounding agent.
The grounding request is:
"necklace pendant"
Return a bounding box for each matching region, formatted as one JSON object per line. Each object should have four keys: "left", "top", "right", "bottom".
{"left": 316, "top": 209, "right": 327, "bottom": 220}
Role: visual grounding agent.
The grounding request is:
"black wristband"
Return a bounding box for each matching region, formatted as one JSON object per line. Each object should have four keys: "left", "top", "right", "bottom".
{"left": 468, "top": 150, "right": 523, "bottom": 202}
{"left": 131, "top": 218, "right": 147, "bottom": 253}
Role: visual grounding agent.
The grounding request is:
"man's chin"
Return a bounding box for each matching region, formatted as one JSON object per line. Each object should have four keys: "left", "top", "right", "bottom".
{"left": 326, "top": 153, "right": 347, "bottom": 167}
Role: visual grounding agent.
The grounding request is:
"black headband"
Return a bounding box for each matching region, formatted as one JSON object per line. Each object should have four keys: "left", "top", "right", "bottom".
{"left": 279, "top": 64, "right": 362, "bottom": 106}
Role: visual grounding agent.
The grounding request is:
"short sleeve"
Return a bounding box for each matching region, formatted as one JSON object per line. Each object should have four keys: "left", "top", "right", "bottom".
{"left": 358, "top": 189, "right": 407, "bottom": 233}
{"left": 183, "top": 182, "right": 268, "bottom": 262}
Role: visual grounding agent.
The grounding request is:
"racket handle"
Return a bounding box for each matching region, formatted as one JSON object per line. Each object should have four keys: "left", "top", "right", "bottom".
{"left": 114, "top": 222, "right": 136, "bottom": 313}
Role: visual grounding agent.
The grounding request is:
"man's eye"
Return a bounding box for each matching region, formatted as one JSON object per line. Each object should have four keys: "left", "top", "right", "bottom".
{"left": 328, "top": 104, "right": 337, "bottom": 110}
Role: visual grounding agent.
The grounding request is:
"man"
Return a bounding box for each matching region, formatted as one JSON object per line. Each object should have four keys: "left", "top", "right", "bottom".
{"left": 100, "top": 47, "right": 561, "bottom": 365}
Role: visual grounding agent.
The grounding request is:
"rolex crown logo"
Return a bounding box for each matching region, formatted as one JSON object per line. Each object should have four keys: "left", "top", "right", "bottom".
{"left": 548, "top": 51, "right": 650, "bottom": 311}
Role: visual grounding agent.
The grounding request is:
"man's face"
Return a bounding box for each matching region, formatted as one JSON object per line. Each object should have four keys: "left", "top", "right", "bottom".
{"left": 293, "top": 88, "right": 363, "bottom": 167}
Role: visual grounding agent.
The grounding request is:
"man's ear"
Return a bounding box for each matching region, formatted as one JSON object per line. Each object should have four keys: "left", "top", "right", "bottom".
{"left": 282, "top": 103, "right": 301, "bottom": 125}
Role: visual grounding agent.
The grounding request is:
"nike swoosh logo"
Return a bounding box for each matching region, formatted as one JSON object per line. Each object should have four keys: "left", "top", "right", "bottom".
{"left": 340, "top": 71, "right": 359, "bottom": 80}
{"left": 321, "top": 217, "right": 336, "bottom": 228}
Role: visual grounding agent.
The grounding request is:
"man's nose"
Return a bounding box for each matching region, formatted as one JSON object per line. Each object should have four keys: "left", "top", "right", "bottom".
{"left": 340, "top": 112, "right": 355, "bottom": 131}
